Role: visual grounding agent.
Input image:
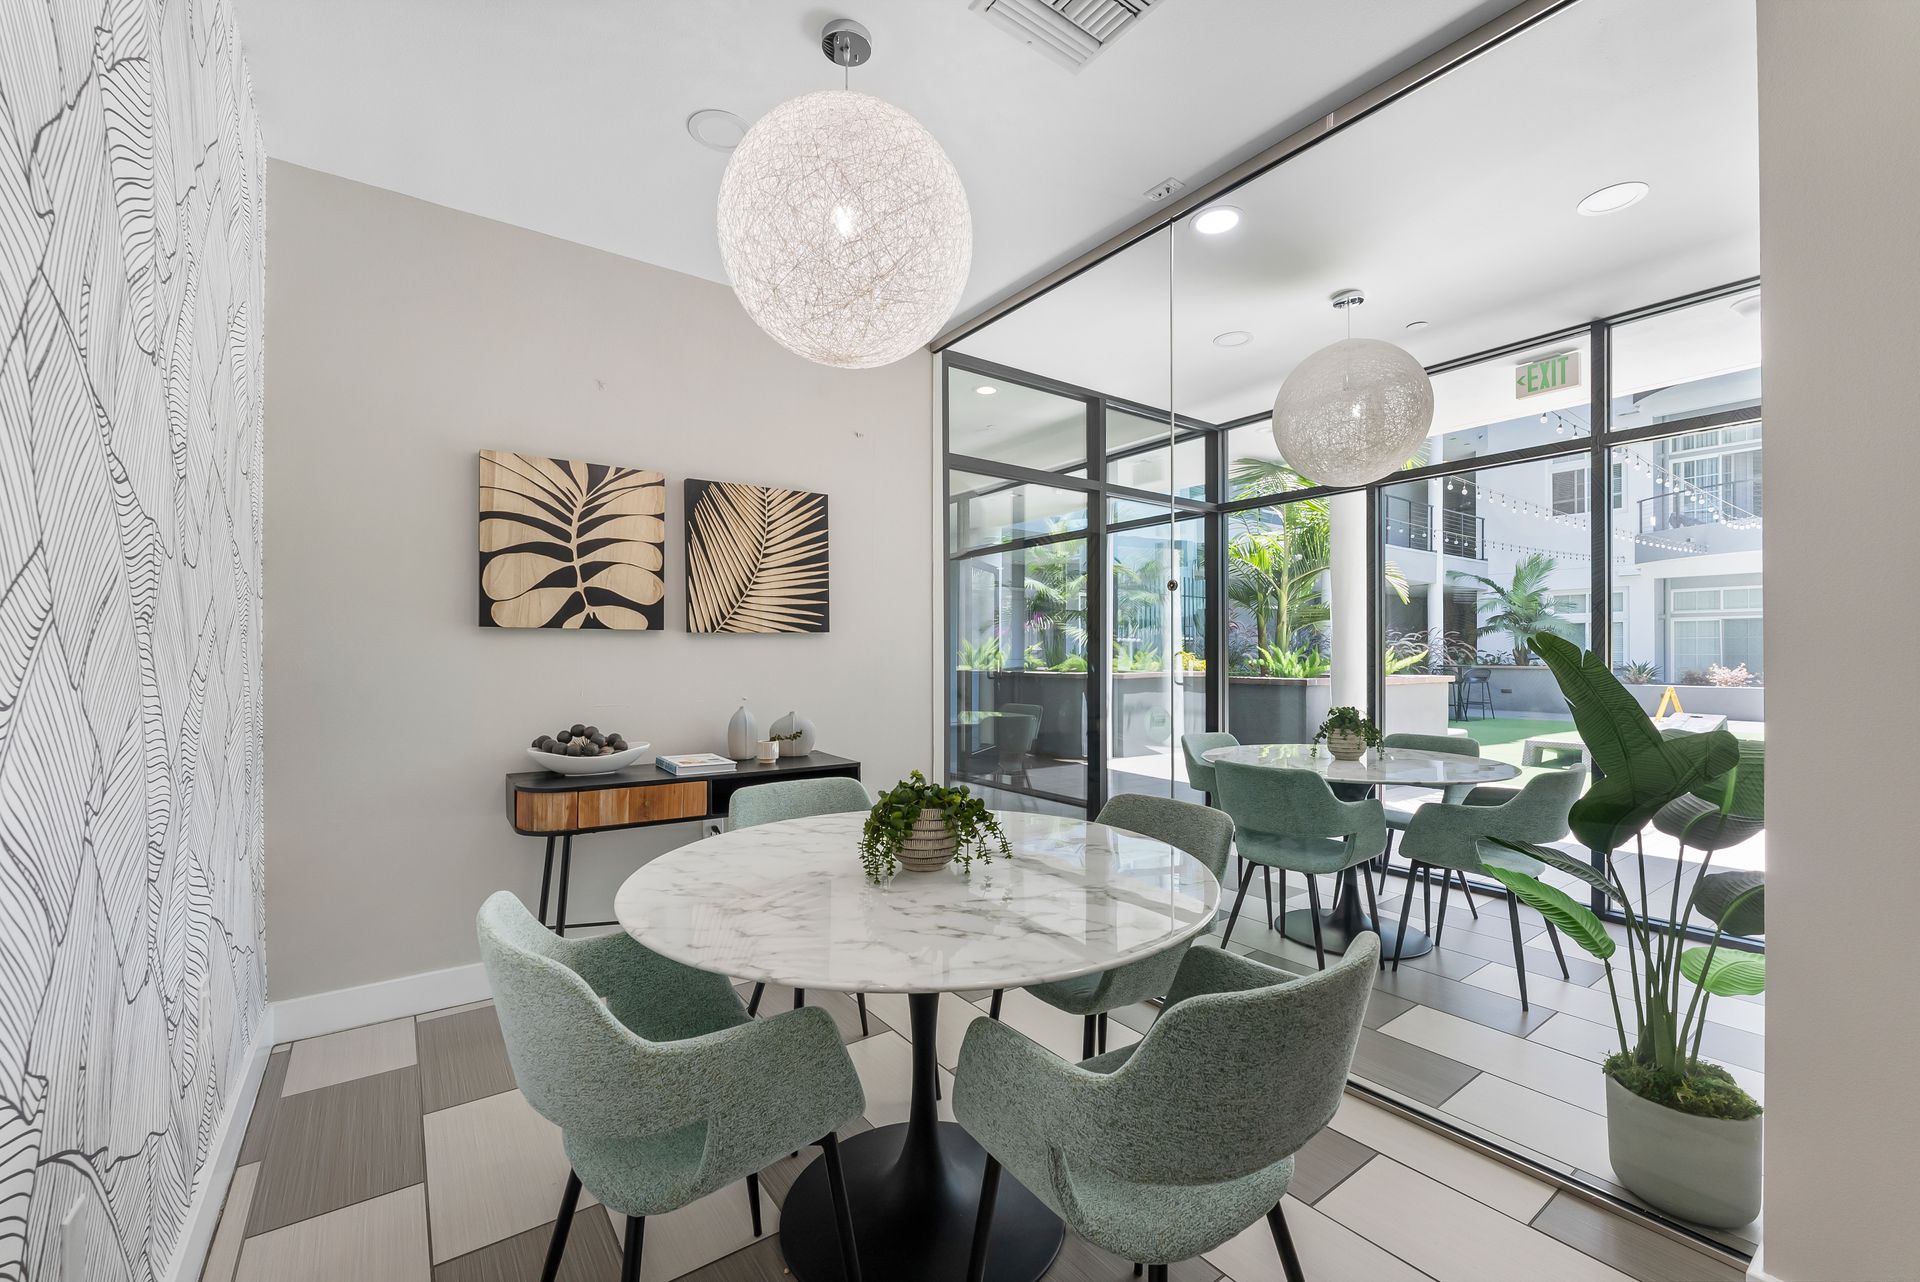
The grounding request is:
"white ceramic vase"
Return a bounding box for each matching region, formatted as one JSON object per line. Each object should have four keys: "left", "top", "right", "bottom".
{"left": 771, "top": 710, "right": 817, "bottom": 757}
{"left": 726, "top": 699, "right": 758, "bottom": 761}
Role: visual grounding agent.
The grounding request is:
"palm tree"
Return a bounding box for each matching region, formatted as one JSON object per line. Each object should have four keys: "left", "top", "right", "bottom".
{"left": 1022, "top": 534, "right": 1088, "bottom": 670}
{"left": 1458, "top": 552, "right": 1579, "bottom": 665}
{"left": 1227, "top": 500, "right": 1331, "bottom": 658}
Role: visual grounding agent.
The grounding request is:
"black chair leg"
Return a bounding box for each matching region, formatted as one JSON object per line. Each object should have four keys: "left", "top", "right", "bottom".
{"left": 1422, "top": 866, "right": 1432, "bottom": 932}
{"left": 1267, "top": 1202, "right": 1306, "bottom": 1282}
{"left": 1455, "top": 868, "right": 1480, "bottom": 918}
{"left": 1362, "top": 864, "right": 1385, "bottom": 969}
{"left": 1391, "top": 865, "right": 1418, "bottom": 972}
{"left": 1544, "top": 919, "right": 1571, "bottom": 979}
{"left": 856, "top": 994, "right": 870, "bottom": 1037}
{"left": 967, "top": 1156, "right": 1002, "bottom": 1282}
{"left": 1082, "top": 1014, "right": 1097, "bottom": 1061}
{"left": 1133, "top": 1265, "right": 1143, "bottom": 1277}
{"left": 1304, "top": 876, "right": 1327, "bottom": 970}
{"left": 1097, "top": 1012, "right": 1109, "bottom": 1055}
{"left": 747, "top": 983, "right": 764, "bottom": 1016}
{"left": 821, "top": 1132, "right": 863, "bottom": 1282}
{"left": 794, "top": 988, "right": 806, "bottom": 1009}
{"left": 1263, "top": 865, "right": 1275, "bottom": 929}
{"left": 541, "top": 1170, "right": 581, "bottom": 1282}
{"left": 619, "top": 1213, "right": 645, "bottom": 1282}
{"left": 746, "top": 1172, "right": 762, "bottom": 1236}
{"left": 1221, "top": 873, "right": 1253, "bottom": 949}
{"left": 1148, "top": 1266, "right": 1169, "bottom": 1282}
{"left": 988, "top": 989, "right": 1003, "bottom": 1020}
{"left": 1505, "top": 892, "right": 1531, "bottom": 1011}
{"left": 1434, "top": 872, "right": 1452, "bottom": 947}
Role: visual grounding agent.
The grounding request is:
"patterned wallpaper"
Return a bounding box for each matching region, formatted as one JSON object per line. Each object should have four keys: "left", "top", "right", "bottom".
{"left": 0, "top": 0, "right": 266, "bottom": 1278}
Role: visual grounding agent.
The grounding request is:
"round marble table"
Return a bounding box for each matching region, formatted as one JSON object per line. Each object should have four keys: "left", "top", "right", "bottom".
{"left": 614, "top": 810, "right": 1221, "bottom": 1282}
{"left": 1201, "top": 742, "right": 1518, "bottom": 960}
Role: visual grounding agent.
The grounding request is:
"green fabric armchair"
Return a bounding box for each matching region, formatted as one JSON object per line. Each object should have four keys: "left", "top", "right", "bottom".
{"left": 955, "top": 938, "right": 1378, "bottom": 1282}
{"left": 728, "top": 777, "right": 873, "bottom": 1029}
{"left": 996, "top": 703, "right": 1043, "bottom": 788}
{"left": 1018, "top": 793, "right": 1236, "bottom": 1058}
{"left": 477, "top": 892, "right": 865, "bottom": 1282}
{"left": 1214, "top": 760, "right": 1387, "bottom": 966}
{"left": 1393, "top": 768, "right": 1588, "bottom": 1009}
{"left": 1180, "top": 732, "right": 1238, "bottom": 804}
{"left": 1379, "top": 732, "right": 1485, "bottom": 926}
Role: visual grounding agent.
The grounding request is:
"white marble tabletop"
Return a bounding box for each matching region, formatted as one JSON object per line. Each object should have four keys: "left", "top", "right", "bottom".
{"left": 613, "top": 811, "right": 1221, "bottom": 995}
{"left": 1201, "top": 742, "right": 1520, "bottom": 786}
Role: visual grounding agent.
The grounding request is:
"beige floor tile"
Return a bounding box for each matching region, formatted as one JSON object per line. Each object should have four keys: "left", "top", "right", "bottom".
{"left": 1326, "top": 1095, "right": 1553, "bottom": 1222}
{"left": 282, "top": 1018, "right": 418, "bottom": 1097}
{"left": 1316, "top": 1158, "right": 1634, "bottom": 1282}
{"left": 603, "top": 1178, "right": 774, "bottom": 1282}
{"left": 423, "top": 1089, "right": 599, "bottom": 1263}
{"left": 235, "top": 1184, "right": 430, "bottom": 1282}
{"left": 198, "top": 1162, "right": 258, "bottom": 1282}
{"left": 1379, "top": 1005, "right": 1608, "bottom": 1113}
{"left": 1202, "top": 1192, "right": 1433, "bottom": 1282}
{"left": 844, "top": 1031, "right": 955, "bottom": 1126}
{"left": 1440, "top": 1075, "right": 1615, "bottom": 1180}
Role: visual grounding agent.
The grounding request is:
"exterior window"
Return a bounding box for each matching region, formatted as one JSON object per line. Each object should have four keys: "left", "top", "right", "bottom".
{"left": 1610, "top": 460, "right": 1625, "bottom": 509}
{"left": 1551, "top": 465, "right": 1587, "bottom": 515}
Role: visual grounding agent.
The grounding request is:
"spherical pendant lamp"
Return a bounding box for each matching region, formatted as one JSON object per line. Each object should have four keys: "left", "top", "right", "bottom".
{"left": 1271, "top": 292, "right": 1434, "bottom": 488}
{"left": 717, "top": 21, "right": 972, "bottom": 369}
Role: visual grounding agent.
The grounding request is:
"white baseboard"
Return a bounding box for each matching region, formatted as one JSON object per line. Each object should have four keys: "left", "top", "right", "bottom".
{"left": 270, "top": 961, "right": 490, "bottom": 1042}
{"left": 162, "top": 1008, "right": 276, "bottom": 1282}
{"left": 1745, "top": 1244, "right": 1779, "bottom": 1281}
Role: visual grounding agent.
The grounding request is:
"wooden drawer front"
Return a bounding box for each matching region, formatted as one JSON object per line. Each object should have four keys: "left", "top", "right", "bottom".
{"left": 576, "top": 782, "right": 708, "bottom": 830}
{"left": 514, "top": 791, "right": 578, "bottom": 834}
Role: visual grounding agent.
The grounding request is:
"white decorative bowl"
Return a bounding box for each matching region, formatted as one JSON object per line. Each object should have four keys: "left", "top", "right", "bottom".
{"left": 527, "top": 743, "right": 649, "bottom": 776}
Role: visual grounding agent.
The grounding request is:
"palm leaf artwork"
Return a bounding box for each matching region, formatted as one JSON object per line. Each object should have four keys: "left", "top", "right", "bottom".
{"left": 685, "top": 479, "right": 830, "bottom": 633}
{"left": 479, "top": 451, "right": 666, "bottom": 629}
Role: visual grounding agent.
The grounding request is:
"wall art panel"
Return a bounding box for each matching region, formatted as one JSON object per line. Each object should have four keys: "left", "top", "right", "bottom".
{"left": 684, "top": 478, "right": 830, "bottom": 633}
{"left": 478, "top": 450, "right": 667, "bottom": 629}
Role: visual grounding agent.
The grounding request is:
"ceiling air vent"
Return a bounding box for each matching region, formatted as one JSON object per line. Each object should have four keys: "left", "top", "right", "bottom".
{"left": 970, "top": 0, "right": 1164, "bottom": 71}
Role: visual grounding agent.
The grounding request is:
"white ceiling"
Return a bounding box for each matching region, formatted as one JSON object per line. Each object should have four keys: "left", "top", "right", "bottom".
{"left": 236, "top": 0, "right": 1519, "bottom": 317}
{"left": 951, "top": 0, "right": 1761, "bottom": 426}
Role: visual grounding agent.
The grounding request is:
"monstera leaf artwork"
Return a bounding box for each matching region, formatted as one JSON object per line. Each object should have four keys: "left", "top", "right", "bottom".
{"left": 685, "top": 479, "right": 830, "bottom": 633}
{"left": 479, "top": 451, "right": 667, "bottom": 628}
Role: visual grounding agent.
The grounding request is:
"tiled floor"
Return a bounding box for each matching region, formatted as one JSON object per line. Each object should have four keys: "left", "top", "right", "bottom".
{"left": 200, "top": 974, "right": 1743, "bottom": 1282}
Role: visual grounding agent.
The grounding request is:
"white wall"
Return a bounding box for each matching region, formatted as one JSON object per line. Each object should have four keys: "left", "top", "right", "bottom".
{"left": 1755, "top": 4, "right": 1920, "bottom": 1279}
{"left": 264, "top": 162, "right": 935, "bottom": 1000}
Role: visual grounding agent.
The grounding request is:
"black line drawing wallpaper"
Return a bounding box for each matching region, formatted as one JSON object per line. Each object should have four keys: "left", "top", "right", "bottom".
{"left": 0, "top": 0, "right": 266, "bottom": 1277}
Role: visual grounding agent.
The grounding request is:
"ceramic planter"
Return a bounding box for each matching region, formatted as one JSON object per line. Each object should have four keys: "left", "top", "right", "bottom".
{"left": 1325, "top": 729, "right": 1368, "bottom": 761}
{"left": 898, "top": 808, "right": 957, "bottom": 873}
{"left": 1605, "top": 1076, "right": 1762, "bottom": 1229}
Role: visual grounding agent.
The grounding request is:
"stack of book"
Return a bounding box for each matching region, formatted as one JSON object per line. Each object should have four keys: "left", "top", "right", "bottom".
{"left": 655, "top": 752, "right": 737, "bottom": 776}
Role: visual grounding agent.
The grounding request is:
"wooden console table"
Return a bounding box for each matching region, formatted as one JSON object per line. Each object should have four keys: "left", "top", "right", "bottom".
{"left": 504, "top": 752, "right": 861, "bottom": 934}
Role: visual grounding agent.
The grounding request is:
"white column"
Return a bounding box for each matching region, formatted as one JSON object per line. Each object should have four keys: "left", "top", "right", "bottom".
{"left": 1328, "top": 490, "right": 1370, "bottom": 712}
{"left": 1758, "top": 4, "right": 1920, "bottom": 1279}
{"left": 1426, "top": 477, "right": 1447, "bottom": 642}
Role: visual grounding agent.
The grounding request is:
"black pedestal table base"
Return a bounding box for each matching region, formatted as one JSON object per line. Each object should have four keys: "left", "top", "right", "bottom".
{"left": 780, "top": 993, "right": 1064, "bottom": 1282}
{"left": 1278, "top": 867, "right": 1433, "bottom": 960}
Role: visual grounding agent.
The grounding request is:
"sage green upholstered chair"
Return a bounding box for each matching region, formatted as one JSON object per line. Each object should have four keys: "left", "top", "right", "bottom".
{"left": 728, "top": 778, "right": 873, "bottom": 1030}
{"left": 997, "top": 703, "right": 1044, "bottom": 788}
{"left": 1012, "top": 794, "right": 1236, "bottom": 1058}
{"left": 1392, "top": 768, "right": 1588, "bottom": 1009}
{"left": 1379, "top": 732, "right": 1484, "bottom": 923}
{"left": 1213, "top": 761, "right": 1388, "bottom": 967}
{"left": 477, "top": 893, "right": 865, "bottom": 1282}
{"left": 955, "top": 937, "right": 1379, "bottom": 1282}
{"left": 1180, "top": 732, "right": 1238, "bottom": 805}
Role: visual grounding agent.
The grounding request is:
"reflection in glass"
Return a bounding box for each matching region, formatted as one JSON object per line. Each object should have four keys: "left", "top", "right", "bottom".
{"left": 948, "top": 470, "right": 1089, "bottom": 554}
{"left": 945, "top": 367, "right": 1087, "bottom": 473}
{"left": 1106, "top": 408, "right": 1207, "bottom": 500}
{"left": 1223, "top": 500, "right": 1334, "bottom": 741}
{"left": 1107, "top": 517, "right": 1208, "bottom": 802}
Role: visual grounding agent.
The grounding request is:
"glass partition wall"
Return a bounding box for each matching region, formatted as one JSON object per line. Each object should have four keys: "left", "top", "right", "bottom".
{"left": 940, "top": 0, "right": 1760, "bottom": 1252}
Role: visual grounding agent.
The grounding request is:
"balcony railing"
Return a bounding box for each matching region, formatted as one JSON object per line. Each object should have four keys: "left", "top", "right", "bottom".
{"left": 1384, "top": 495, "right": 1486, "bottom": 559}
{"left": 1639, "top": 478, "right": 1764, "bottom": 533}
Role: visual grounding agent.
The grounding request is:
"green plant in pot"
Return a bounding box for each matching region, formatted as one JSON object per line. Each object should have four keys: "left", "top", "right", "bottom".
{"left": 1312, "top": 706, "right": 1381, "bottom": 761}
{"left": 859, "top": 771, "right": 1011, "bottom": 882}
{"left": 1480, "top": 632, "right": 1764, "bottom": 1229}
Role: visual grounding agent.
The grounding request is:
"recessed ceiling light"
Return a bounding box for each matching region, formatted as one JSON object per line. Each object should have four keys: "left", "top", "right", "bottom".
{"left": 974, "top": 384, "right": 997, "bottom": 396}
{"left": 1577, "top": 181, "right": 1649, "bottom": 216}
{"left": 1192, "top": 206, "right": 1242, "bottom": 235}
{"left": 1405, "top": 320, "right": 1429, "bottom": 330}
{"left": 1729, "top": 291, "right": 1761, "bottom": 318}
{"left": 686, "top": 109, "right": 747, "bottom": 152}
{"left": 1213, "top": 330, "right": 1252, "bottom": 348}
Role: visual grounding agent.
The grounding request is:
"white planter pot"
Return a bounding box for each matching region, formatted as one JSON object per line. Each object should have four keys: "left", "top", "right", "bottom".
{"left": 1606, "top": 1076, "right": 1762, "bottom": 1229}
{"left": 1325, "top": 730, "right": 1368, "bottom": 761}
{"left": 898, "top": 809, "right": 957, "bottom": 873}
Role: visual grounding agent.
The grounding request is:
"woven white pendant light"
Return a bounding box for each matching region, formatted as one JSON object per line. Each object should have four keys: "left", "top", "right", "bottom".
{"left": 1271, "top": 291, "right": 1434, "bottom": 488}
{"left": 717, "top": 21, "right": 971, "bottom": 369}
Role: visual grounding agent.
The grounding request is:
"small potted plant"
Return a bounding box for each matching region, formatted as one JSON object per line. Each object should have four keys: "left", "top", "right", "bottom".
{"left": 1483, "top": 633, "right": 1765, "bottom": 1229}
{"left": 1312, "top": 706, "right": 1381, "bottom": 761}
{"left": 858, "top": 771, "right": 1011, "bottom": 882}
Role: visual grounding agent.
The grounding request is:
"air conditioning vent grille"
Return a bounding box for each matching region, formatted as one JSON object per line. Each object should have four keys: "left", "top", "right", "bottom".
{"left": 971, "top": 0, "right": 1164, "bottom": 70}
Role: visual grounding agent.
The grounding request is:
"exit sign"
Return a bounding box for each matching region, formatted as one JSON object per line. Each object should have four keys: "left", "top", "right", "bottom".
{"left": 1514, "top": 351, "right": 1581, "bottom": 399}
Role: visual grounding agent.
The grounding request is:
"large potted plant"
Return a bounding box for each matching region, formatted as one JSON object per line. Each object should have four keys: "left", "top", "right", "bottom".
{"left": 1481, "top": 633, "right": 1764, "bottom": 1228}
